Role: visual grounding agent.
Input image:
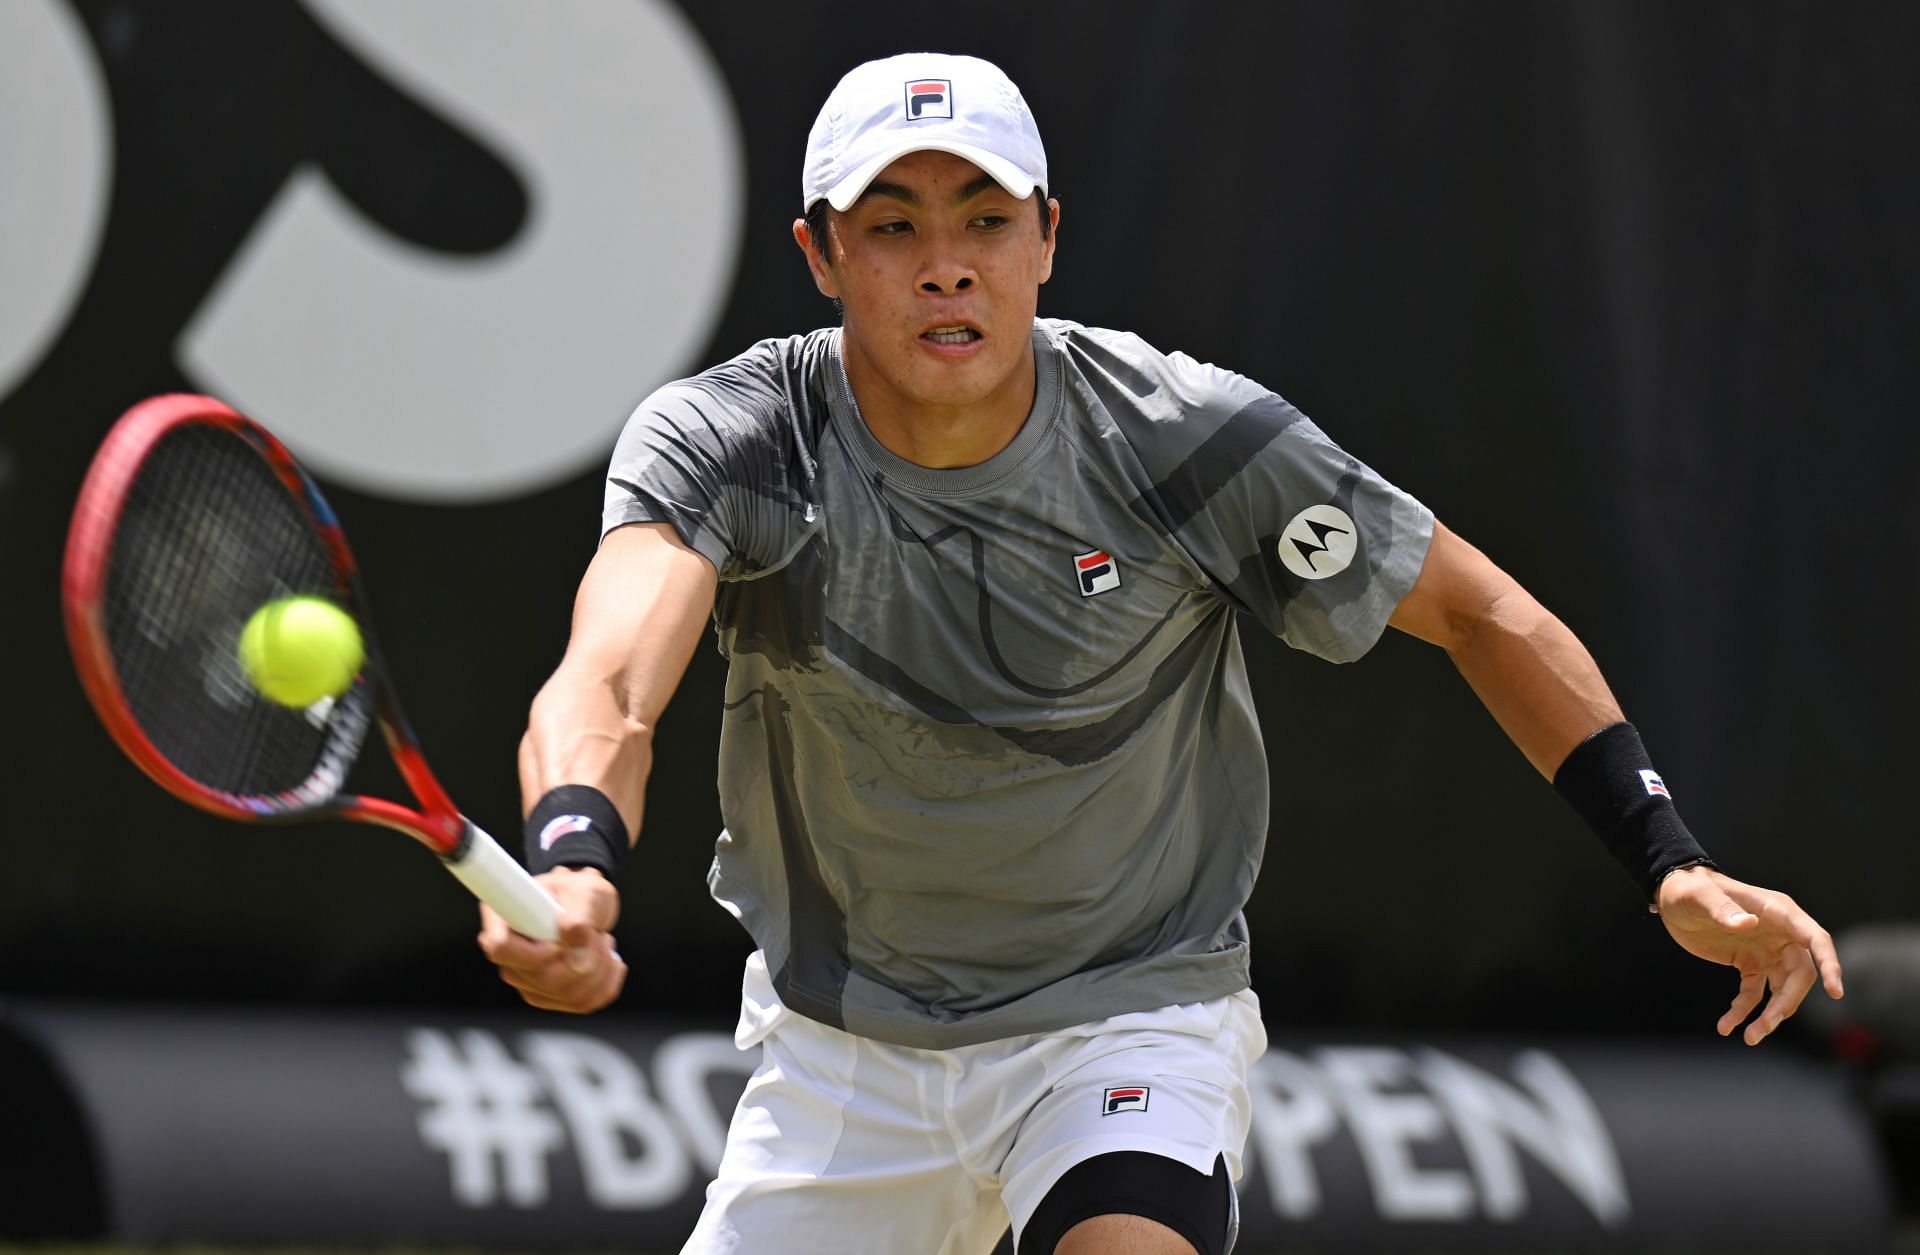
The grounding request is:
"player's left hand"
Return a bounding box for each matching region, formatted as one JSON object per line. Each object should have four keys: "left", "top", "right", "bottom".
{"left": 1654, "top": 865, "right": 1844, "bottom": 1045}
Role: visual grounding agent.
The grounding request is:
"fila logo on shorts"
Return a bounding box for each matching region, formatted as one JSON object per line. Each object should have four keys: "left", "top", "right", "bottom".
{"left": 1102, "top": 1086, "right": 1151, "bottom": 1115}
{"left": 1639, "top": 769, "right": 1672, "bottom": 798}
{"left": 1074, "top": 549, "right": 1121, "bottom": 597}
{"left": 905, "top": 80, "right": 952, "bottom": 119}
{"left": 538, "top": 813, "right": 593, "bottom": 850}
{"left": 1277, "top": 503, "right": 1357, "bottom": 581}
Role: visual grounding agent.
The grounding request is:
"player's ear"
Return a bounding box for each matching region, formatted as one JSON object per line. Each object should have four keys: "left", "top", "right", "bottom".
{"left": 792, "top": 217, "right": 840, "bottom": 299}
{"left": 1038, "top": 197, "right": 1060, "bottom": 285}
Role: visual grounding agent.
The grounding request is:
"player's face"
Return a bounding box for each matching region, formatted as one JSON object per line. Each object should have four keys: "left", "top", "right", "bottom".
{"left": 798, "top": 150, "right": 1058, "bottom": 422}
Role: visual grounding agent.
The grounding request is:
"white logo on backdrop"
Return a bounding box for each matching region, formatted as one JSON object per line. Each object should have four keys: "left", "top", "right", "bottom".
{"left": 0, "top": 0, "right": 112, "bottom": 402}
{"left": 402, "top": 1029, "right": 1628, "bottom": 1228}
{"left": 1245, "top": 1045, "right": 1631, "bottom": 1227}
{"left": 401, "top": 1027, "right": 753, "bottom": 1209}
{"left": 402, "top": 1028, "right": 566, "bottom": 1207}
{"left": 178, "top": 0, "right": 745, "bottom": 503}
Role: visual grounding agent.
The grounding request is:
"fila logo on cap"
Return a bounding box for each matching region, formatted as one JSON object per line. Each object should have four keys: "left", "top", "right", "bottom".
{"left": 1639, "top": 769, "right": 1672, "bottom": 799}
{"left": 1103, "top": 1086, "right": 1150, "bottom": 1116}
{"left": 1277, "top": 503, "right": 1357, "bottom": 581}
{"left": 538, "top": 814, "right": 593, "bottom": 850}
{"left": 1074, "top": 549, "right": 1121, "bottom": 597}
{"left": 904, "top": 79, "right": 953, "bottom": 119}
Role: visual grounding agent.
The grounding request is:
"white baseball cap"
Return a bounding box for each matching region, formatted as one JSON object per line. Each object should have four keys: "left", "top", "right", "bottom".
{"left": 801, "top": 53, "right": 1048, "bottom": 212}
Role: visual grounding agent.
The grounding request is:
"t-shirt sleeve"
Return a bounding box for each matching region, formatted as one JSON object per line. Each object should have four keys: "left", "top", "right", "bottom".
{"left": 1154, "top": 355, "right": 1434, "bottom": 662}
{"left": 600, "top": 374, "right": 812, "bottom": 580}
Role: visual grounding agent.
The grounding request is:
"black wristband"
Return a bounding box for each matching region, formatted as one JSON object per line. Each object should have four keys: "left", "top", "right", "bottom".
{"left": 1552, "top": 722, "right": 1716, "bottom": 903}
{"left": 524, "top": 784, "right": 629, "bottom": 877}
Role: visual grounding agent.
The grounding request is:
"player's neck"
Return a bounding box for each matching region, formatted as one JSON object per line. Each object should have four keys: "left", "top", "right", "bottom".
{"left": 840, "top": 339, "right": 1037, "bottom": 470}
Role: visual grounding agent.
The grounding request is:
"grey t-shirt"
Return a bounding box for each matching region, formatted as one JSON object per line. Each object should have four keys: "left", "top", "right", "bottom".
{"left": 604, "top": 318, "right": 1433, "bottom": 1048}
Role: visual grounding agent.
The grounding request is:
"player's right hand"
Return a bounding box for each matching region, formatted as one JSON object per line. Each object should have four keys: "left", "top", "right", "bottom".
{"left": 478, "top": 866, "right": 627, "bottom": 1013}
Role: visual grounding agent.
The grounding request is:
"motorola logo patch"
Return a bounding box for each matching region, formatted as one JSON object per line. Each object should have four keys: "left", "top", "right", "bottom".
{"left": 1277, "top": 504, "right": 1356, "bottom": 580}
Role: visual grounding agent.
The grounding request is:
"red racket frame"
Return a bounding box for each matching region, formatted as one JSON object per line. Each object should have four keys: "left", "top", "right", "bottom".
{"left": 62, "top": 393, "right": 465, "bottom": 855}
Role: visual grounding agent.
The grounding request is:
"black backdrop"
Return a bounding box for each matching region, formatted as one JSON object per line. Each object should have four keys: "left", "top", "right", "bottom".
{"left": 2, "top": 0, "right": 1914, "bottom": 1036}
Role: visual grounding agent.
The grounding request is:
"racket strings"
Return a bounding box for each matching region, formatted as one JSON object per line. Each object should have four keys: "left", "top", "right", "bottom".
{"left": 103, "top": 424, "right": 366, "bottom": 802}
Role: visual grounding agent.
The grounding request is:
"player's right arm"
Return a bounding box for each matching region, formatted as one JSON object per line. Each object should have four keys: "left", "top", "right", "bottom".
{"left": 479, "top": 521, "right": 719, "bottom": 1013}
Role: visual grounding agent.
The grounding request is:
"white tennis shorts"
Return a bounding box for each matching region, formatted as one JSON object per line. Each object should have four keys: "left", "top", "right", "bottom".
{"left": 682, "top": 951, "right": 1267, "bottom": 1255}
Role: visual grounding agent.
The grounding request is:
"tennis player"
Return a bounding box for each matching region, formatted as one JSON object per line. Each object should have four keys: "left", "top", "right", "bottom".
{"left": 480, "top": 53, "right": 1844, "bottom": 1255}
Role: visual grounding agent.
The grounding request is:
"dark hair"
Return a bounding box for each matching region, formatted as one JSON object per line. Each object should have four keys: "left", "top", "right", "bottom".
{"left": 803, "top": 190, "right": 1053, "bottom": 269}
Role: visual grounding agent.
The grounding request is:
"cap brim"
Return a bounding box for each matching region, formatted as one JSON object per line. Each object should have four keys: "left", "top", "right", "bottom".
{"left": 823, "top": 141, "right": 1040, "bottom": 211}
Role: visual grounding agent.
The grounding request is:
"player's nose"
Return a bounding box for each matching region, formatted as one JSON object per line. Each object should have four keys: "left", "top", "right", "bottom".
{"left": 918, "top": 269, "right": 976, "bottom": 293}
{"left": 916, "top": 233, "right": 978, "bottom": 293}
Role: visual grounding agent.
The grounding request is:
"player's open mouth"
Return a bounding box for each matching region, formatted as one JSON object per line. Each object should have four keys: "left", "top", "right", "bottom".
{"left": 921, "top": 326, "right": 982, "bottom": 345}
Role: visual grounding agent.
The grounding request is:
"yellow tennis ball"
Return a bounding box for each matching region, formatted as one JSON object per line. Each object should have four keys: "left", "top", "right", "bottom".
{"left": 237, "top": 596, "right": 365, "bottom": 708}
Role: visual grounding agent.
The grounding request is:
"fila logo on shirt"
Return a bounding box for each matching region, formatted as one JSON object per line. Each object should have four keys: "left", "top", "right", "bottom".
{"left": 1277, "top": 503, "right": 1357, "bottom": 581}
{"left": 1639, "top": 769, "right": 1672, "bottom": 799}
{"left": 1103, "top": 1086, "right": 1151, "bottom": 1116}
{"left": 905, "top": 79, "right": 953, "bottom": 119}
{"left": 1074, "top": 549, "right": 1122, "bottom": 597}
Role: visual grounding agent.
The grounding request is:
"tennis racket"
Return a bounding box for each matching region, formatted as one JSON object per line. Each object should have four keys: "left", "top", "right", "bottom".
{"left": 62, "top": 393, "right": 558, "bottom": 941}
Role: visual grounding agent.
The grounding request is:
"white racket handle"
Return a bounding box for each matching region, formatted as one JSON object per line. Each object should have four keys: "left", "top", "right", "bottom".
{"left": 442, "top": 819, "right": 560, "bottom": 942}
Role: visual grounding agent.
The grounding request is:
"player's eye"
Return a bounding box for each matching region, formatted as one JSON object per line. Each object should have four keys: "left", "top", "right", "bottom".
{"left": 871, "top": 220, "right": 913, "bottom": 236}
{"left": 972, "top": 214, "right": 1009, "bottom": 230}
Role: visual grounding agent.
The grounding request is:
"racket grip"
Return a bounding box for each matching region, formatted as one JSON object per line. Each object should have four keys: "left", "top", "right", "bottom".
{"left": 443, "top": 819, "right": 561, "bottom": 942}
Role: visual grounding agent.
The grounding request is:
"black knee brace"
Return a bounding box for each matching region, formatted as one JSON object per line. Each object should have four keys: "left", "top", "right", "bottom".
{"left": 1018, "top": 1151, "right": 1236, "bottom": 1254}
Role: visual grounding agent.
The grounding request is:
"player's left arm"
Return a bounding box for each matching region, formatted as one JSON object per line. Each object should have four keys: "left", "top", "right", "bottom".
{"left": 1388, "top": 520, "right": 1844, "bottom": 1044}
